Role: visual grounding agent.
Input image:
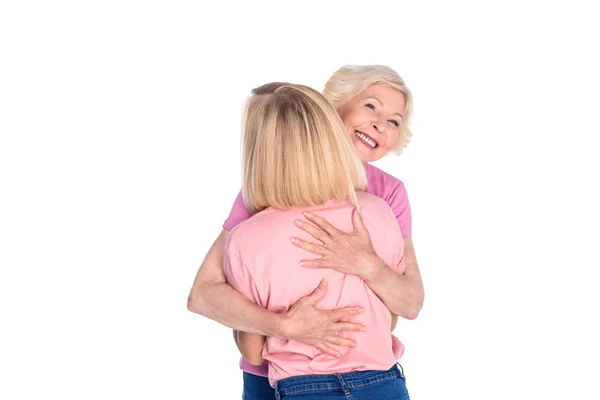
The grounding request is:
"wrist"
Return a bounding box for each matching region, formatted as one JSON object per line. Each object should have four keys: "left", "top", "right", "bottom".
{"left": 361, "top": 254, "right": 388, "bottom": 283}
{"left": 269, "top": 312, "right": 291, "bottom": 340}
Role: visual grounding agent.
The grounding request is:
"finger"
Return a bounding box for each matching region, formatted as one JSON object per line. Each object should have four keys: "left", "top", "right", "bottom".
{"left": 303, "top": 212, "right": 343, "bottom": 237}
{"left": 352, "top": 208, "right": 367, "bottom": 233}
{"left": 324, "top": 334, "right": 357, "bottom": 348}
{"left": 294, "top": 219, "right": 331, "bottom": 244}
{"left": 331, "top": 321, "right": 366, "bottom": 332}
{"left": 306, "top": 279, "right": 328, "bottom": 303}
{"left": 299, "top": 258, "right": 332, "bottom": 269}
{"left": 315, "top": 342, "right": 341, "bottom": 358}
{"left": 290, "top": 237, "right": 329, "bottom": 256}
{"left": 329, "top": 306, "right": 364, "bottom": 321}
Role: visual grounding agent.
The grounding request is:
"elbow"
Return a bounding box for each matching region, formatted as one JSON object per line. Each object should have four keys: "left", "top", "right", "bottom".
{"left": 187, "top": 284, "right": 209, "bottom": 316}
{"left": 187, "top": 295, "right": 200, "bottom": 314}
{"left": 404, "top": 307, "right": 420, "bottom": 321}
{"left": 394, "top": 307, "right": 419, "bottom": 321}
{"left": 187, "top": 294, "right": 202, "bottom": 315}
{"left": 399, "top": 295, "right": 424, "bottom": 321}
{"left": 405, "top": 294, "right": 425, "bottom": 320}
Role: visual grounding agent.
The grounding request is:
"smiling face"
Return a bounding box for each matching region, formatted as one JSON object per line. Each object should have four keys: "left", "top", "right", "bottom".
{"left": 338, "top": 84, "right": 406, "bottom": 162}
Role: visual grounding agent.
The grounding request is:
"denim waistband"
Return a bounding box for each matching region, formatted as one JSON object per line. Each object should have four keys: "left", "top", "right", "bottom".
{"left": 274, "top": 364, "right": 404, "bottom": 397}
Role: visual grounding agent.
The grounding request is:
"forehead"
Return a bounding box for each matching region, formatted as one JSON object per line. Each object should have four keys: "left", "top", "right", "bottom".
{"left": 358, "top": 84, "right": 405, "bottom": 107}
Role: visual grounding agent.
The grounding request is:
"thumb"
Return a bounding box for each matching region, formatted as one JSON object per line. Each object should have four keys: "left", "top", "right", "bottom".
{"left": 308, "top": 278, "right": 328, "bottom": 304}
{"left": 352, "top": 208, "right": 366, "bottom": 233}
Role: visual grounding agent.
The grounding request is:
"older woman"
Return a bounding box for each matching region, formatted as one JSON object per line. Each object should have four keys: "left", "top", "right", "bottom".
{"left": 188, "top": 65, "right": 424, "bottom": 399}
{"left": 225, "top": 82, "right": 409, "bottom": 399}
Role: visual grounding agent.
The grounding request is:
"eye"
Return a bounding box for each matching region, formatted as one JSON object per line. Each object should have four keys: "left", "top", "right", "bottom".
{"left": 365, "top": 103, "right": 376, "bottom": 110}
{"left": 389, "top": 120, "right": 399, "bottom": 128}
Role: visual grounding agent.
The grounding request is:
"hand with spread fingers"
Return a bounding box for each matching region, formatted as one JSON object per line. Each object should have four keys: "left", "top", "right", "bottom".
{"left": 291, "top": 208, "right": 383, "bottom": 279}
{"left": 282, "top": 279, "right": 366, "bottom": 357}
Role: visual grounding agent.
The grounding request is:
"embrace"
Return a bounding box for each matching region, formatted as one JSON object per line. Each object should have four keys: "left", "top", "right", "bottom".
{"left": 188, "top": 65, "right": 425, "bottom": 400}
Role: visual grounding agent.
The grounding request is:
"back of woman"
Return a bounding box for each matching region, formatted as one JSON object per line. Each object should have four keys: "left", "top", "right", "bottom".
{"left": 225, "top": 191, "right": 405, "bottom": 385}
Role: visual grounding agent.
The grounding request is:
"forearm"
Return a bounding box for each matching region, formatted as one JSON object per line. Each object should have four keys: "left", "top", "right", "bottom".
{"left": 363, "top": 260, "right": 423, "bottom": 319}
{"left": 194, "top": 280, "right": 285, "bottom": 336}
{"left": 361, "top": 238, "right": 425, "bottom": 319}
{"left": 361, "top": 238, "right": 424, "bottom": 320}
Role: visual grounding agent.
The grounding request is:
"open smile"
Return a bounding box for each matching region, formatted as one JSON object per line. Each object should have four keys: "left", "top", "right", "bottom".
{"left": 355, "top": 131, "right": 379, "bottom": 148}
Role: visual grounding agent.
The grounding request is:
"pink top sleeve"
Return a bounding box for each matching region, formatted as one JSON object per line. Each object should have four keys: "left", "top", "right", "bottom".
{"left": 223, "top": 190, "right": 253, "bottom": 231}
{"left": 388, "top": 182, "right": 412, "bottom": 238}
{"left": 363, "top": 163, "right": 412, "bottom": 238}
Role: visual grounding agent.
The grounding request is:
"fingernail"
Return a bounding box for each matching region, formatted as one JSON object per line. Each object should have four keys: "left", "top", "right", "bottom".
{"left": 290, "top": 237, "right": 298, "bottom": 244}
{"left": 294, "top": 220, "right": 303, "bottom": 226}
{"left": 303, "top": 211, "right": 313, "bottom": 218}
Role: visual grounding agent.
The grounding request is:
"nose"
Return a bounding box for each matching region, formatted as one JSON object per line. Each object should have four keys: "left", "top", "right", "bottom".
{"left": 372, "top": 116, "right": 386, "bottom": 133}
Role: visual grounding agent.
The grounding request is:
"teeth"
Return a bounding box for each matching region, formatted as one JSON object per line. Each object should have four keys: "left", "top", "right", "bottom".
{"left": 355, "top": 131, "right": 377, "bottom": 148}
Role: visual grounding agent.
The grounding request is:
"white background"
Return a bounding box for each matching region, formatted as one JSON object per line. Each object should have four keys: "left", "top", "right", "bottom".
{"left": 1, "top": 1, "right": 599, "bottom": 399}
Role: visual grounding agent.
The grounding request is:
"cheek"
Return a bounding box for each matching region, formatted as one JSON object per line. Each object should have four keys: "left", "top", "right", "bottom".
{"left": 385, "top": 130, "right": 400, "bottom": 150}
{"left": 342, "top": 108, "right": 368, "bottom": 129}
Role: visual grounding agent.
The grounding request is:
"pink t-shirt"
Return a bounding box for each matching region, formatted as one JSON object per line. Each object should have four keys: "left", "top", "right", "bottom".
{"left": 223, "top": 163, "right": 412, "bottom": 378}
{"left": 223, "top": 192, "right": 406, "bottom": 386}
{"left": 223, "top": 163, "right": 412, "bottom": 237}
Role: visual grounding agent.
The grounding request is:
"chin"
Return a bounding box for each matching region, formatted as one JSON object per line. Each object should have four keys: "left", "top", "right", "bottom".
{"left": 361, "top": 154, "right": 377, "bottom": 163}
{"left": 355, "top": 149, "right": 370, "bottom": 162}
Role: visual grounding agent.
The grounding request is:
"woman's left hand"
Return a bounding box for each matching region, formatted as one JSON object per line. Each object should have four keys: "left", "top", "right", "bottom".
{"left": 291, "top": 209, "right": 382, "bottom": 278}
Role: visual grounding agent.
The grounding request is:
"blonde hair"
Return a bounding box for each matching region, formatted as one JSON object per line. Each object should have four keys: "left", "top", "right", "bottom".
{"left": 323, "top": 65, "right": 413, "bottom": 154}
{"left": 242, "top": 83, "right": 367, "bottom": 214}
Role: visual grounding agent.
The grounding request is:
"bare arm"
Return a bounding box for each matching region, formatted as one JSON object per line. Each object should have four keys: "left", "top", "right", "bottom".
{"left": 233, "top": 330, "right": 266, "bottom": 366}
{"left": 187, "top": 229, "right": 366, "bottom": 356}
{"left": 292, "top": 210, "right": 424, "bottom": 320}
{"left": 362, "top": 237, "right": 424, "bottom": 320}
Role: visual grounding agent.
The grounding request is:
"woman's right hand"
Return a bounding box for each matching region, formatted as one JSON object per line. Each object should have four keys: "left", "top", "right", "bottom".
{"left": 279, "top": 279, "right": 366, "bottom": 357}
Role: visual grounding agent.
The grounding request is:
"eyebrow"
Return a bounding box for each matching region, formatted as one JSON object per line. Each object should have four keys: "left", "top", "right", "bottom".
{"left": 365, "top": 96, "right": 404, "bottom": 120}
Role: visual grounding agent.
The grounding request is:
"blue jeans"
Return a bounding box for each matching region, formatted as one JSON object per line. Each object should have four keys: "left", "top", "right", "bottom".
{"left": 243, "top": 372, "right": 276, "bottom": 400}
{"left": 273, "top": 365, "right": 409, "bottom": 400}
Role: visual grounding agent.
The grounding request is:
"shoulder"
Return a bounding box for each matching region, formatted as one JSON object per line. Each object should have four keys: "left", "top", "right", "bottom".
{"left": 356, "top": 192, "right": 396, "bottom": 222}
{"left": 356, "top": 192, "right": 403, "bottom": 240}
{"left": 356, "top": 191, "right": 390, "bottom": 209}
{"left": 364, "top": 163, "right": 406, "bottom": 193}
{"left": 226, "top": 208, "right": 296, "bottom": 255}
{"left": 226, "top": 210, "right": 274, "bottom": 254}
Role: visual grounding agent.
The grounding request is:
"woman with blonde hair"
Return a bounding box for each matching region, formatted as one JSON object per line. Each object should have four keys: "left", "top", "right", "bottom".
{"left": 188, "top": 65, "right": 424, "bottom": 399}
{"left": 225, "top": 82, "right": 408, "bottom": 399}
